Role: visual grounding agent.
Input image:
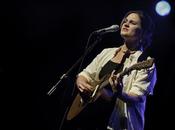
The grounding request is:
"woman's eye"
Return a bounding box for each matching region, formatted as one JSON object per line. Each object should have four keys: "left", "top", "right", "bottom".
{"left": 128, "top": 20, "right": 137, "bottom": 25}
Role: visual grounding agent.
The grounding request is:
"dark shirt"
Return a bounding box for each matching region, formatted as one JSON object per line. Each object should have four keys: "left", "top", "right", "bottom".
{"left": 99, "top": 50, "right": 130, "bottom": 79}
{"left": 99, "top": 60, "right": 122, "bottom": 80}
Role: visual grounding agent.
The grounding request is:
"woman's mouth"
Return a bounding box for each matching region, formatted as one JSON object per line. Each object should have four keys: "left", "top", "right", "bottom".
{"left": 122, "top": 28, "right": 129, "bottom": 31}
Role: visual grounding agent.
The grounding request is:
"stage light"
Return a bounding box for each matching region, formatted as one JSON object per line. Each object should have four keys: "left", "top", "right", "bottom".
{"left": 155, "top": 0, "right": 171, "bottom": 16}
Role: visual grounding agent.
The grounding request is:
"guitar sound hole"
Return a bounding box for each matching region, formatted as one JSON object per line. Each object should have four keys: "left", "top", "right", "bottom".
{"left": 79, "top": 93, "right": 91, "bottom": 103}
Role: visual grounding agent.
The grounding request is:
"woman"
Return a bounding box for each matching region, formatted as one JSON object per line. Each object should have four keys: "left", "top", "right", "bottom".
{"left": 75, "top": 10, "right": 157, "bottom": 130}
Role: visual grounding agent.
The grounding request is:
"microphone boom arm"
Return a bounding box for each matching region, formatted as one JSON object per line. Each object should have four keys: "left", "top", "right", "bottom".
{"left": 46, "top": 32, "right": 102, "bottom": 96}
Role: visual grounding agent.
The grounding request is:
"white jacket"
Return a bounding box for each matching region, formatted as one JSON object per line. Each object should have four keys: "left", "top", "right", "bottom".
{"left": 78, "top": 47, "right": 157, "bottom": 130}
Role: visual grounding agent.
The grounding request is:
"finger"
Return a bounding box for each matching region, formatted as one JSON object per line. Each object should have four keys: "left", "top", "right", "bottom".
{"left": 109, "top": 78, "right": 116, "bottom": 89}
{"left": 78, "top": 83, "right": 90, "bottom": 92}
{"left": 79, "top": 88, "right": 84, "bottom": 92}
{"left": 112, "top": 76, "right": 117, "bottom": 83}
{"left": 111, "top": 70, "right": 118, "bottom": 81}
{"left": 109, "top": 78, "right": 114, "bottom": 87}
{"left": 111, "top": 70, "right": 116, "bottom": 76}
{"left": 78, "top": 84, "right": 84, "bottom": 92}
{"left": 109, "top": 73, "right": 116, "bottom": 87}
{"left": 114, "top": 79, "right": 118, "bottom": 85}
{"left": 81, "top": 82, "right": 94, "bottom": 91}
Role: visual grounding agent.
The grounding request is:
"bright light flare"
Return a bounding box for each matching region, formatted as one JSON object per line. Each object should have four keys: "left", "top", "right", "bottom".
{"left": 155, "top": 1, "right": 171, "bottom": 16}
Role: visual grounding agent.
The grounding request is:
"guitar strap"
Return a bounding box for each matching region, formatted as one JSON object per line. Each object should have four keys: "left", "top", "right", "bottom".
{"left": 114, "top": 50, "right": 130, "bottom": 75}
{"left": 121, "top": 50, "right": 131, "bottom": 64}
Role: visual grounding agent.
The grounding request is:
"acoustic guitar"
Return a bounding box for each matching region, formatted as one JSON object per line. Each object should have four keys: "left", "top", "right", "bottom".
{"left": 66, "top": 58, "right": 154, "bottom": 120}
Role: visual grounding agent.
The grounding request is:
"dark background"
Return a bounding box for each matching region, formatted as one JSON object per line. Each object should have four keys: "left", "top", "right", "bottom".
{"left": 1, "top": 0, "right": 175, "bottom": 130}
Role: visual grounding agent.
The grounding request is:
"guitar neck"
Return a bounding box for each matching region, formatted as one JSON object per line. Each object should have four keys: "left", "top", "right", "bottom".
{"left": 92, "top": 58, "right": 154, "bottom": 99}
{"left": 99, "top": 68, "right": 128, "bottom": 89}
{"left": 119, "top": 67, "right": 132, "bottom": 78}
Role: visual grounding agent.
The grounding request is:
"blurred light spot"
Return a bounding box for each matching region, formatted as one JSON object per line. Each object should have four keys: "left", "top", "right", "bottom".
{"left": 156, "top": 1, "right": 171, "bottom": 16}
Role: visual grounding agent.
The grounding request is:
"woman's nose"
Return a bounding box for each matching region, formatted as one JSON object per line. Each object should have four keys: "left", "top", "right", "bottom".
{"left": 124, "top": 22, "right": 129, "bottom": 27}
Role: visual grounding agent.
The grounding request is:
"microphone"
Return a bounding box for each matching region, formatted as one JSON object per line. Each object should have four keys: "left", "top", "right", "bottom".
{"left": 94, "top": 24, "right": 119, "bottom": 35}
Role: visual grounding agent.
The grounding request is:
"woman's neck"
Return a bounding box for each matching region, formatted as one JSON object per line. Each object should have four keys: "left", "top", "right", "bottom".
{"left": 123, "top": 41, "right": 140, "bottom": 51}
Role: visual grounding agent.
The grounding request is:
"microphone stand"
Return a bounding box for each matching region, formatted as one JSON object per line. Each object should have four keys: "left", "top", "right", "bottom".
{"left": 47, "top": 32, "right": 101, "bottom": 96}
{"left": 46, "top": 31, "right": 102, "bottom": 130}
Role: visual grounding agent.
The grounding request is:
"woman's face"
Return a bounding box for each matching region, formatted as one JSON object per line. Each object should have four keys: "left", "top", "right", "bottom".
{"left": 120, "top": 13, "right": 142, "bottom": 42}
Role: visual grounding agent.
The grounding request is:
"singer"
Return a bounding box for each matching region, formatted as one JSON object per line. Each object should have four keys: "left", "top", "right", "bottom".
{"left": 64, "top": 10, "right": 157, "bottom": 130}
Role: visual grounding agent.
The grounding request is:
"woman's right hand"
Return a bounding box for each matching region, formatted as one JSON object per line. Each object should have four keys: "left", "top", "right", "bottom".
{"left": 76, "top": 75, "right": 94, "bottom": 95}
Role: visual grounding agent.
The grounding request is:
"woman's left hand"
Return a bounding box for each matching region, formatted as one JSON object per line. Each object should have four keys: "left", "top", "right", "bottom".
{"left": 109, "top": 70, "right": 123, "bottom": 94}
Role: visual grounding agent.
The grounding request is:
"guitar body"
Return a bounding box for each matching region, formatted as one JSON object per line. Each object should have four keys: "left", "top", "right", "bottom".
{"left": 67, "top": 82, "right": 106, "bottom": 120}
{"left": 67, "top": 94, "right": 88, "bottom": 120}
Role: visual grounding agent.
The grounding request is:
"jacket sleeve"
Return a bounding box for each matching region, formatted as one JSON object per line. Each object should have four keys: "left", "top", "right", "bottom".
{"left": 129, "top": 62, "right": 157, "bottom": 96}
{"left": 78, "top": 48, "right": 109, "bottom": 83}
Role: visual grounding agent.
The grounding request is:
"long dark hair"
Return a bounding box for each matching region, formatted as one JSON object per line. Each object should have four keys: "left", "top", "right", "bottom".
{"left": 120, "top": 10, "right": 155, "bottom": 50}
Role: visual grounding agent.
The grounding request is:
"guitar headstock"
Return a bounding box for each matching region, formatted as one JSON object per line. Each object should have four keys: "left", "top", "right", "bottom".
{"left": 131, "top": 58, "right": 155, "bottom": 70}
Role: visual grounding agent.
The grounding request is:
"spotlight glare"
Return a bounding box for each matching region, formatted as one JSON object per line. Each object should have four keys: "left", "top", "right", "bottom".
{"left": 155, "top": 1, "right": 171, "bottom": 16}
